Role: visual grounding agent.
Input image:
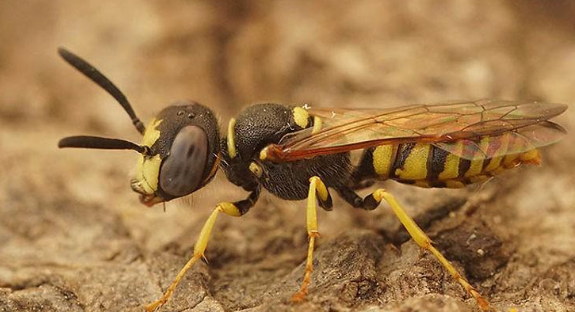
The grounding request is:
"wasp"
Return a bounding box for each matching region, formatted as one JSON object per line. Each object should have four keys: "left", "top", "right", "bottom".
{"left": 57, "top": 47, "right": 567, "bottom": 311}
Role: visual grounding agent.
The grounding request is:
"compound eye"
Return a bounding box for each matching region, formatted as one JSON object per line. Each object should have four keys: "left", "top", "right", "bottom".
{"left": 159, "top": 126, "right": 208, "bottom": 198}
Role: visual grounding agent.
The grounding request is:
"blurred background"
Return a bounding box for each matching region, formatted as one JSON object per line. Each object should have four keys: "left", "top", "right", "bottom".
{"left": 1, "top": 1, "right": 574, "bottom": 312}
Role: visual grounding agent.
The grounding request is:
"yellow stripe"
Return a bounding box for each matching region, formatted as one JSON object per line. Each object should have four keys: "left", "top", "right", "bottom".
{"left": 502, "top": 133, "right": 521, "bottom": 168}
{"left": 227, "top": 118, "right": 237, "bottom": 159}
{"left": 293, "top": 107, "right": 309, "bottom": 128}
{"left": 438, "top": 142, "right": 463, "bottom": 180}
{"left": 465, "top": 137, "right": 489, "bottom": 177}
{"left": 312, "top": 116, "right": 322, "bottom": 134}
{"left": 445, "top": 180, "right": 465, "bottom": 188}
{"left": 373, "top": 145, "right": 394, "bottom": 177}
{"left": 394, "top": 143, "right": 430, "bottom": 180}
{"left": 520, "top": 149, "right": 539, "bottom": 161}
{"left": 468, "top": 175, "right": 489, "bottom": 183}
{"left": 519, "top": 149, "right": 541, "bottom": 164}
{"left": 485, "top": 133, "right": 511, "bottom": 172}
{"left": 414, "top": 181, "right": 431, "bottom": 188}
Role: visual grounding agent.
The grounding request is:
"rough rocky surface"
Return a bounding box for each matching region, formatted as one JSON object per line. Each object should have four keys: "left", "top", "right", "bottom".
{"left": 1, "top": 1, "right": 575, "bottom": 312}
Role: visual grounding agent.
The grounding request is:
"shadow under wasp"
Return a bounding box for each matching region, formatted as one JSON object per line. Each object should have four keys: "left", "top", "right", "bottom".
{"left": 57, "top": 47, "right": 567, "bottom": 311}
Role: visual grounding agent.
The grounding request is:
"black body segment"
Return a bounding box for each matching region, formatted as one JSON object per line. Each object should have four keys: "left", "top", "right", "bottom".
{"left": 428, "top": 145, "right": 450, "bottom": 181}
{"left": 220, "top": 103, "right": 351, "bottom": 203}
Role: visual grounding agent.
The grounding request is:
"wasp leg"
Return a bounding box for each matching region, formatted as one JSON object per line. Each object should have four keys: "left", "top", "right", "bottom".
{"left": 364, "top": 189, "right": 490, "bottom": 311}
{"left": 291, "top": 176, "right": 331, "bottom": 302}
{"left": 145, "top": 189, "right": 260, "bottom": 312}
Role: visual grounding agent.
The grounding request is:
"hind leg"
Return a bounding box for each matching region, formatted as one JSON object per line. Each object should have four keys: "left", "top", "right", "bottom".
{"left": 338, "top": 186, "right": 490, "bottom": 311}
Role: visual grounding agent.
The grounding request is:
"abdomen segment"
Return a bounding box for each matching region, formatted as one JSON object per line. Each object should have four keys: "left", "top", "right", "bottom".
{"left": 353, "top": 133, "right": 541, "bottom": 189}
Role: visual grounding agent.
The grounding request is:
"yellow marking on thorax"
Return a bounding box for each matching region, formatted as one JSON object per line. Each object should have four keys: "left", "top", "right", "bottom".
{"left": 293, "top": 107, "right": 310, "bottom": 128}
{"left": 373, "top": 145, "right": 394, "bottom": 177}
{"left": 395, "top": 143, "right": 431, "bottom": 180}
{"left": 312, "top": 116, "right": 322, "bottom": 134}
{"left": 227, "top": 118, "right": 237, "bottom": 159}
{"left": 259, "top": 146, "right": 268, "bottom": 161}
{"left": 465, "top": 137, "right": 489, "bottom": 177}
{"left": 249, "top": 162, "right": 263, "bottom": 178}
{"left": 438, "top": 142, "right": 463, "bottom": 180}
{"left": 485, "top": 133, "right": 511, "bottom": 172}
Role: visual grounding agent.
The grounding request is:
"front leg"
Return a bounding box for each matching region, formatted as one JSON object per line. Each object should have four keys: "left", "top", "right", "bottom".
{"left": 291, "top": 176, "right": 331, "bottom": 302}
{"left": 145, "top": 187, "right": 260, "bottom": 312}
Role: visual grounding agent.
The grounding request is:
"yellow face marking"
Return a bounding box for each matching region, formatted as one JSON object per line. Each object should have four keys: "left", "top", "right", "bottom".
{"left": 438, "top": 142, "right": 463, "bottom": 180}
{"left": 485, "top": 134, "right": 511, "bottom": 172}
{"left": 395, "top": 143, "right": 431, "bottom": 180}
{"left": 249, "top": 162, "right": 263, "bottom": 178}
{"left": 373, "top": 145, "right": 394, "bottom": 177}
{"left": 227, "top": 118, "right": 237, "bottom": 159}
{"left": 465, "top": 137, "right": 489, "bottom": 177}
{"left": 134, "top": 154, "right": 162, "bottom": 194}
{"left": 293, "top": 107, "right": 309, "bottom": 128}
{"left": 132, "top": 118, "right": 163, "bottom": 195}
{"left": 312, "top": 116, "right": 322, "bottom": 134}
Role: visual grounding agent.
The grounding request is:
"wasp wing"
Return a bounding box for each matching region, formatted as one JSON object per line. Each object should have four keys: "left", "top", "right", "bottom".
{"left": 274, "top": 99, "right": 567, "bottom": 161}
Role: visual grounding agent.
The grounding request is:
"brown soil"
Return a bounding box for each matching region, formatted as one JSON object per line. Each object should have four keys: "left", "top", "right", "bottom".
{"left": 1, "top": 1, "right": 574, "bottom": 312}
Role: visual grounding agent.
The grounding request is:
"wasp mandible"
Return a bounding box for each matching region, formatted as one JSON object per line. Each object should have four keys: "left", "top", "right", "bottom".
{"left": 57, "top": 48, "right": 567, "bottom": 311}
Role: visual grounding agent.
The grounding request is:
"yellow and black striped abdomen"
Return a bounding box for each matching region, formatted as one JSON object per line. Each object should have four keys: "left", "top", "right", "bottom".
{"left": 363, "top": 133, "right": 541, "bottom": 189}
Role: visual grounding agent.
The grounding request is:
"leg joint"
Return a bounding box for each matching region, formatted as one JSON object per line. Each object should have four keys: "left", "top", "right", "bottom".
{"left": 217, "top": 202, "right": 242, "bottom": 217}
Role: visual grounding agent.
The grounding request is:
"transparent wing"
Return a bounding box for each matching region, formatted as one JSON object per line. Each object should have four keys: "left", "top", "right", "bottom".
{"left": 434, "top": 121, "right": 566, "bottom": 160}
{"left": 270, "top": 99, "right": 567, "bottom": 161}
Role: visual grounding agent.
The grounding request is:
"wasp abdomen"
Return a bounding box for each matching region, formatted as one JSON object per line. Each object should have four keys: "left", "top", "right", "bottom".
{"left": 360, "top": 134, "right": 541, "bottom": 189}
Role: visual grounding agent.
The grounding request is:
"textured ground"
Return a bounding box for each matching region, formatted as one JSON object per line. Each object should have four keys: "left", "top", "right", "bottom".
{"left": 1, "top": 1, "right": 575, "bottom": 312}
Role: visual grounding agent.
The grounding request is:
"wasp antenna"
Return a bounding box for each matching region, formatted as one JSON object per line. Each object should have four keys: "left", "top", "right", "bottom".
{"left": 58, "top": 135, "right": 150, "bottom": 155}
{"left": 57, "top": 47, "right": 146, "bottom": 135}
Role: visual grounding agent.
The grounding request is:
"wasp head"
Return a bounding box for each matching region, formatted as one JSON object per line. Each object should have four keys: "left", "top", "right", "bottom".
{"left": 57, "top": 48, "right": 220, "bottom": 207}
{"left": 130, "top": 103, "right": 220, "bottom": 206}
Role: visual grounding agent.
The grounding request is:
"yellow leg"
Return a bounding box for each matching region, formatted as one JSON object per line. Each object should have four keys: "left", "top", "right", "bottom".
{"left": 145, "top": 202, "right": 241, "bottom": 312}
{"left": 372, "top": 189, "right": 490, "bottom": 311}
{"left": 291, "top": 176, "right": 329, "bottom": 302}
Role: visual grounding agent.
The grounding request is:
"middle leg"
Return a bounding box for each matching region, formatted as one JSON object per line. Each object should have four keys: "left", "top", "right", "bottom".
{"left": 291, "top": 176, "right": 332, "bottom": 302}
